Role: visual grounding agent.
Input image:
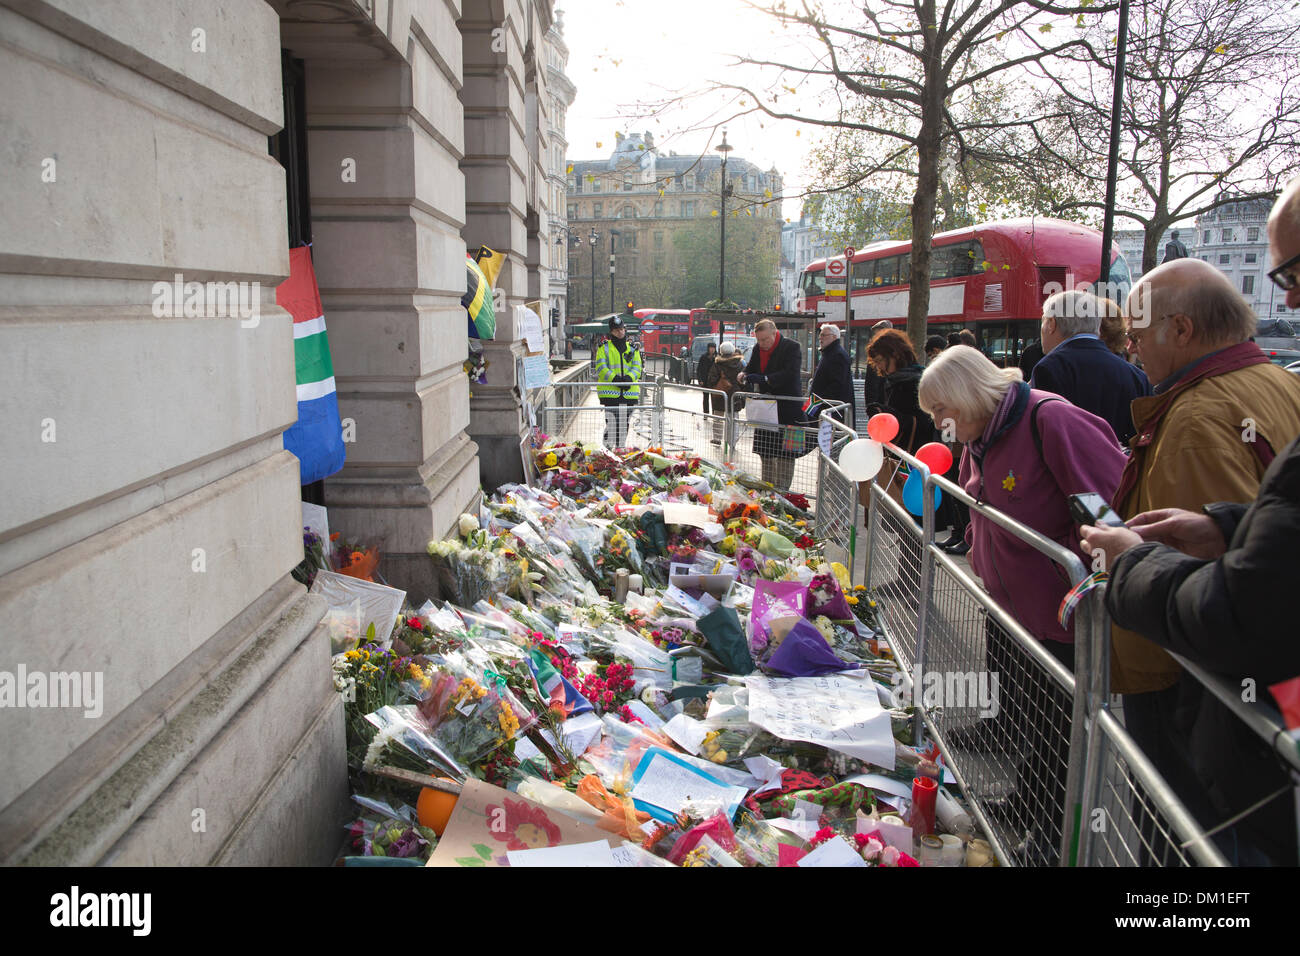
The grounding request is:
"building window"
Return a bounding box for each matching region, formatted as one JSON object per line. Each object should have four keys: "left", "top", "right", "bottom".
{"left": 1219, "top": 253, "right": 1230, "bottom": 264}
{"left": 1203, "top": 230, "right": 1211, "bottom": 243}
{"left": 654, "top": 231, "right": 664, "bottom": 248}
{"left": 1221, "top": 228, "right": 1233, "bottom": 242}
{"left": 593, "top": 202, "right": 602, "bottom": 218}
{"left": 654, "top": 201, "right": 663, "bottom": 216}
{"left": 623, "top": 180, "right": 633, "bottom": 191}
{"left": 621, "top": 204, "right": 635, "bottom": 219}
{"left": 1247, "top": 227, "right": 1259, "bottom": 242}
{"left": 685, "top": 174, "right": 695, "bottom": 190}
{"left": 681, "top": 200, "right": 695, "bottom": 216}
{"left": 654, "top": 256, "right": 665, "bottom": 273}
{"left": 1242, "top": 275, "right": 1255, "bottom": 295}
{"left": 567, "top": 204, "right": 577, "bottom": 219}
{"left": 1245, "top": 252, "right": 1257, "bottom": 264}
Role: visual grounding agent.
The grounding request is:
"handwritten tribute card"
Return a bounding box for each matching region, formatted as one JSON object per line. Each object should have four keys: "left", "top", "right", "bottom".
{"left": 744, "top": 673, "right": 896, "bottom": 769}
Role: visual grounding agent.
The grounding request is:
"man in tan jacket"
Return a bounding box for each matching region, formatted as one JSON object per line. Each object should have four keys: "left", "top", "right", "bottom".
{"left": 1110, "top": 256, "right": 1300, "bottom": 842}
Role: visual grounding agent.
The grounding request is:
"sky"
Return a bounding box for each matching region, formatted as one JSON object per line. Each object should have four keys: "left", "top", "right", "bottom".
{"left": 557, "top": 0, "right": 823, "bottom": 222}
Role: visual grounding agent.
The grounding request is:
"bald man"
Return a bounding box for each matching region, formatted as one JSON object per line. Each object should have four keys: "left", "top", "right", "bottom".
{"left": 1078, "top": 180, "right": 1300, "bottom": 864}
{"left": 1087, "top": 233, "right": 1300, "bottom": 863}
{"left": 1268, "top": 176, "right": 1300, "bottom": 311}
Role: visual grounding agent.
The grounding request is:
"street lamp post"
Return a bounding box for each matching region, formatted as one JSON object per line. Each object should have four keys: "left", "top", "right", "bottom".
{"left": 588, "top": 228, "right": 600, "bottom": 323}
{"left": 609, "top": 228, "right": 621, "bottom": 314}
{"left": 716, "top": 129, "right": 734, "bottom": 313}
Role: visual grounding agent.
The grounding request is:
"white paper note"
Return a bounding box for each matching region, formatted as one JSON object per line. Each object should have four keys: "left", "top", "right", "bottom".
{"left": 663, "top": 501, "right": 712, "bottom": 528}
{"left": 629, "top": 752, "right": 748, "bottom": 815}
{"left": 743, "top": 754, "right": 787, "bottom": 796}
{"left": 507, "top": 839, "right": 615, "bottom": 867}
{"left": 662, "top": 713, "right": 711, "bottom": 754}
{"left": 744, "top": 673, "right": 896, "bottom": 768}
{"left": 799, "top": 836, "right": 868, "bottom": 868}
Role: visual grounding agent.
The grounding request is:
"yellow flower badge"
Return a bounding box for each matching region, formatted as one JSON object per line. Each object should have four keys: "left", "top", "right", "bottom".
{"left": 1002, "top": 470, "right": 1016, "bottom": 492}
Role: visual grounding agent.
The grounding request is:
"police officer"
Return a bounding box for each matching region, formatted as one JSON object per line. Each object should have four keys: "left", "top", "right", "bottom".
{"left": 594, "top": 314, "right": 643, "bottom": 448}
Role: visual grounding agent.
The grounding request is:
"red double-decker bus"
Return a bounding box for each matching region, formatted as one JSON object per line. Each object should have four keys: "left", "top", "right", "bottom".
{"left": 633, "top": 308, "right": 692, "bottom": 356}
{"left": 795, "top": 218, "right": 1132, "bottom": 370}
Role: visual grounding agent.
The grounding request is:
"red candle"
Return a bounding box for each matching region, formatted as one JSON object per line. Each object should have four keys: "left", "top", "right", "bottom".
{"left": 911, "top": 776, "right": 938, "bottom": 836}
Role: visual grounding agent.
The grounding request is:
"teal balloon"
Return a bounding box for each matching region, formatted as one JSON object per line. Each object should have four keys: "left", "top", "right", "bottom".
{"left": 902, "top": 469, "right": 941, "bottom": 516}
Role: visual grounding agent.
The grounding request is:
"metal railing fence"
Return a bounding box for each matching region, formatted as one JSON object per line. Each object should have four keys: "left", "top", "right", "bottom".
{"left": 855, "top": 440, "right": 1227, "bottom": 867}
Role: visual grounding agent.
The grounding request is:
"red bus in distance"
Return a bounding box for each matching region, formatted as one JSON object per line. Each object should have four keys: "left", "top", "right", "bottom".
{"left": 795, "top": 218, "right": 1131, "bottom": 370}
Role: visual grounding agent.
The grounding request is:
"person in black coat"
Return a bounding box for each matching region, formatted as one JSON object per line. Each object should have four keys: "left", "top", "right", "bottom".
{"left": 696, "top": 341, "right": 717, "bottom": 413}
{"left": 861, "top": 320, "right": 894, "bottom": 411}
{"left": 1018, "top": 338, "right": 1044, "bottom": 380}
{"left": 1079, "top": 434, "right": 1300, "bottom": 865}
{"left": 740, "top": 319, "right": 805, "bottom": 488}
{"left": 865, "top": 329, "right": 937, "bottom": 453}
{"left": 810, "top": 324, "right": 855, "bottom": 423}
{"left": 1030, "top": 291, "right": 1151, "bottom": 445}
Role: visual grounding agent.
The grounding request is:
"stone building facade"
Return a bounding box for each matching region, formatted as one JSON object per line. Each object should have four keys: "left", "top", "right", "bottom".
{"left": 0, "top": 0, "right": 555, "bottom": 865}
{"left": 1194, "top": 197, "right": 1287, "bottom": 319}
{"left": 566, "top": 133, "right": 784, "bottom": 315}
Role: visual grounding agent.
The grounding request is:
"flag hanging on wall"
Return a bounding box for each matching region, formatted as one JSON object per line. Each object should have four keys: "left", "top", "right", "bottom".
{"left": 276, "top": 245, "right": 346, "bottom": 485}
{"left": 464, "top": 255, "right": 496, "bottom": 340}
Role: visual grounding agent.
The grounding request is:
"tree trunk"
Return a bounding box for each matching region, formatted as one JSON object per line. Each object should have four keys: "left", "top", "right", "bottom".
{"left": 908, "top": 3, "right": 944, "bottom": 359}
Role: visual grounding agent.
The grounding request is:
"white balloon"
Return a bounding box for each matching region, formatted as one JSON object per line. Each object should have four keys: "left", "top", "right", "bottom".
{"left": 838, "top": 438, "right": 885, "bottom": 481}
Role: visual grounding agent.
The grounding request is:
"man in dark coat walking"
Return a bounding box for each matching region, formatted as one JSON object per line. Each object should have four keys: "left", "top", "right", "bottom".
{"left": 696, "top": 341, "right": 717, "bottom": 413}
{"left": 1030, "top": 290, "right": 1151, "bottom": 445}
{"left": 809, "top": 324, "right": 854, "bottom": 423}
{"left": 741, "top": 318, "right": 804, "bottom": 489}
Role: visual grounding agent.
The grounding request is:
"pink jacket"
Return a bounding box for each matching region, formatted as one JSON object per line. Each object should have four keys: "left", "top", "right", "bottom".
{"left": 960, "top": 384, "right": 1127, "bottom": 644}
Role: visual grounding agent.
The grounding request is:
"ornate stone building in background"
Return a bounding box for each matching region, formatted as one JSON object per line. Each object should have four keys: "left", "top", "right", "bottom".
{"left": 566, "top": 133, "right": 784, "bottom": 315}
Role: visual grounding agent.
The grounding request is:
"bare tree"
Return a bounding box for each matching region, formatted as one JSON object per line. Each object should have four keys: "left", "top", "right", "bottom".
{"left": 691, "top": 0, "right": 1109, "bottom": 350}
{"left": 1030, "top": 0, "right": 1300, "bottom": 272}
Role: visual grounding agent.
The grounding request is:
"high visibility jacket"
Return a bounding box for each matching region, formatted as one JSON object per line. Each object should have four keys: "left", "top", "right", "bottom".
{"left": 594, "top": 339, "right": 643, "bottom": 400}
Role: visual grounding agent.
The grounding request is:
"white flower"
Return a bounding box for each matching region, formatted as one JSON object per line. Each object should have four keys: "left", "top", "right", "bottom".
{"left": 458, "top": 513, "right": 480, "bottom": 538}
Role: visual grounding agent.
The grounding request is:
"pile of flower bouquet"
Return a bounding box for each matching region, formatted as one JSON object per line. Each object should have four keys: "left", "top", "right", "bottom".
{"left": 328, "top": 436, "right": 981, "bottom": 867}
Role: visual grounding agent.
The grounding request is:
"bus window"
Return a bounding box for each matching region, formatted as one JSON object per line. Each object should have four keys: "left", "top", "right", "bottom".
{"left": 852, "top": 259, "right": 874, "bottom": 291}
{"left": 931, "top": 240, "right": 985, "bottom": 279}
{"left": 875, "top": 255, "right": 902, "bottom": 287}
{"left": 801, "top": 270, "right": 826, "bottom": 297}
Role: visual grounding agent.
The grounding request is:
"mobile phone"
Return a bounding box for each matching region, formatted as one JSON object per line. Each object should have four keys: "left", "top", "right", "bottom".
{"left": 1069, "top": 493, "right": 1127, "bottom": 528}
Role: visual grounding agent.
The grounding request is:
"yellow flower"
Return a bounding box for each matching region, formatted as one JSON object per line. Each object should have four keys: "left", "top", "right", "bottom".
{"left": 854, "top": 584, "right": 867, "bottom": 591}
{"left": 847, "top": 595, "right": 859, "bottom": 605}
{"left": 544, "top": 452, "right": 558, "bottom": 467}
{"left": 1002, "top": 471, "right": 1016, "bottom": 492}
{"left": 345, "top": 650, "right": 360, "bottom": 661}
{"left": 408, "top": 663, "right": 425, "bottom": 681}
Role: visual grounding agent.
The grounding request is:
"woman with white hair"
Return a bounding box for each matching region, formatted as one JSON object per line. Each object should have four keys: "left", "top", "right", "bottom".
{"left": 917, "top": 345, "right": 1126, "bottom": 863}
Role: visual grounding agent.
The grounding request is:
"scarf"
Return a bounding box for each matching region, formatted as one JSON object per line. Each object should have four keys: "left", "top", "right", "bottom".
{"left": 612, "top": 335, "right": 628, "bottom": 354}
{"left": 758, "top": 332, "right": 780, "bottom": 373}
{"left": 967, "top": 381, "right": 1029, "bottom": 462}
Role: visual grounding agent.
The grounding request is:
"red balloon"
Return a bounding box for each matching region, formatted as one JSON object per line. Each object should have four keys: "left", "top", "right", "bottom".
{"left": 866, "top": 413, "right": 899, "bottom": 443}
{"left": 916, "top": 441, "right": 954, "bottom": 474}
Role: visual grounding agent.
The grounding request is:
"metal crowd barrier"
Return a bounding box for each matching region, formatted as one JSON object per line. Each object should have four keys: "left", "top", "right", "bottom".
{"left": 727, "top": 390, "right": 849, "bottom": 499}
{"left": 814, "top": 414, "right": 863, "bottom": 581}
{"left": 856, "top": 441, "right": 1228, "bottom": 867}
{"left": 535, "top": 376, "right": 847, "bottom": 500}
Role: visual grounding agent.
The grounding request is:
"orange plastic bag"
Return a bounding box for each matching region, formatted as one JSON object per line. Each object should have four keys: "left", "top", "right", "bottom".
{"left": 575, "top": 774, "right": 651, "bottom": 841}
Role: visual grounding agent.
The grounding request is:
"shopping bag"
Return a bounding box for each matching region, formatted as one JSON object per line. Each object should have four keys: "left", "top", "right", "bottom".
{"left": 746, "top": 399, "right": 778, "bottom": 425}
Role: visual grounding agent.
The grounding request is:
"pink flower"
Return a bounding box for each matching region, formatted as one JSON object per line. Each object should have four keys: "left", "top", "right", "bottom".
{"left": 881, "top": 845, "right": 900, "bottom": 867}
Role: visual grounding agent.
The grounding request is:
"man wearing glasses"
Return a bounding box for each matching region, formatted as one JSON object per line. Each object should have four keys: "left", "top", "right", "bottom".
{"left": 1077, "top": 178, "right": 1300, "bottom": 865}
